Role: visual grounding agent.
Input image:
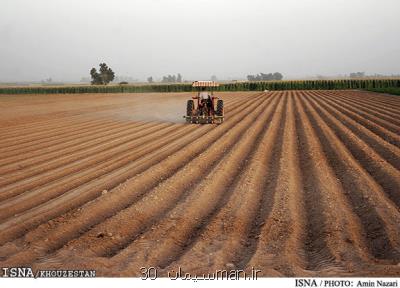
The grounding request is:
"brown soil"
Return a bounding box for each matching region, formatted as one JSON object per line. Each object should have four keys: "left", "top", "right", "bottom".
{"left": 0, "top": 91, "right": 399, "bottom": 277}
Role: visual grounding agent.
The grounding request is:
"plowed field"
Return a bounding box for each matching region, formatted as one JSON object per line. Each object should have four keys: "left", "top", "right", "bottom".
{"left": 0, "top": 90, "right": 399, "bottom": 277}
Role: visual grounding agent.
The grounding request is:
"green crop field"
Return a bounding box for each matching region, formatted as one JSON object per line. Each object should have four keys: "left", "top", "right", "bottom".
{"left": 0, "top": 79, "right": 399, "bottom": 95}
{"left": 366, "top": 87, "right": 400, "bottom": 96}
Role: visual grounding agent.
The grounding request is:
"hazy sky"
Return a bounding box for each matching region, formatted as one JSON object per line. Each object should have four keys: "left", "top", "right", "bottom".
{"left": 1, "top": 0, "right": 399, "bottom": 82}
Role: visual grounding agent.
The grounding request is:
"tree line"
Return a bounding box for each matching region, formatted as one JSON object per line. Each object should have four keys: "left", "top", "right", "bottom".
{"left": 90, "top": 64, "right": 285, "bottom": 85}
{"left": 247, "top": 72, "right": 283, "bottom": 81}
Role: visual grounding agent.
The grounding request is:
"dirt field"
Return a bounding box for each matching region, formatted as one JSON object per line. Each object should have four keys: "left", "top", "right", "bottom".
{"left": 0, "top": 90, "right": 399, "bottom": 277}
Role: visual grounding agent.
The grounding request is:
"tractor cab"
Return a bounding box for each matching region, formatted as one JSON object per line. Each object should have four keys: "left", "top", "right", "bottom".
{"left": 184, "top": 81, "right": 224, "bottom": 124}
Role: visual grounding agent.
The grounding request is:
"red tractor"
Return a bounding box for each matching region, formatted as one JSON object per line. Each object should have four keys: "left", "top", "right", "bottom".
{"left": 184, "top": 81, "right": 224, "bottom": 124}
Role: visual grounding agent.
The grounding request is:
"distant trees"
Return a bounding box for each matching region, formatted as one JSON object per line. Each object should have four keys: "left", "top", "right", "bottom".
{"left": 161, "top": 74, "right": 183, "bottom": 83}
{"left": 349, "top": 72, "right": 365, "bottom": 78}
{"left": 90, "top": 63, "right": 115, "bottom": 85}
{"left": 147, "top": 76, "right": 153, "bottom": 83}
{"left": 162, "top": 75, "right": 175, "bottom": 83}
{"left": 114, "top": 75, "right": 136, "bottom": 83}
{"left": 211, "top": 75, "right": 218, "bottom": 81}
{"left": 247, "top": 72, "right": 283, "bottom": 81}
{"left": 41, "top": 77, "right": 52, "bottom": 84}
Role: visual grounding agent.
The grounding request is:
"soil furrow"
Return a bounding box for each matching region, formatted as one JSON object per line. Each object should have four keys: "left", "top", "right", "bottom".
{"left": 0, "top": 91, "right": 398, "bottom": 276}
{"left": 300, "top": 94, "right": 400, "bottom": 263}
{"left": 235, "top": 93, "right": 309, "bottom": 276}
{"left": 247, "top": 92, "right": 355, "bottom": 275}
{"left": 0, "top": 123, "right": 164, "bottom": 187}
{"left": 0, "top": 114, "right": 111, "bottom": 139}
{"left": 39, "top": 93, "right": 277, "bottom": 260}
{"left": 0, "top": 118, "right": 119, "bottom": 151}
{"left": 0, "top": 92, "right": 268, "bottom": 265}
{"left": 316, "top": 91, "right": 400, "bottom": 137}
{"left": 306, "top": 93, "right": 400, "bottom": 170}
{"left": 326, "top": 92, "right": 400, "bottom": 121}
{"left": 0, "top": 96, "right": 244, "bottom": 172}
{"left": 339, "top": 90, "right": 400, "bottom": 108}
{"left": 319, "top": 91, "right": 400, "bottom": 131}
{"left": 0, "top": 124, "right": 190, "bottom": 219}
{"left": 307, "top": 92, "right": 400, "bottom": 208}
{"left": 0, "top": 120, "right": 151, "bottom": 166}
{"left": 0, "top": 93, "right": 249, "bottom": 185}
{"left": 97, "top": 93, "right": 283, "bottom": 276}
{"left": 161, "top": 93, "right": 287, "bottom": 277}
{"left": 343, "top": 91, "right": 400, "bottom": 108}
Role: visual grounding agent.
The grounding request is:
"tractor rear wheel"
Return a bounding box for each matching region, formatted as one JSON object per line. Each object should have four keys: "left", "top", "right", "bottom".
{"left": 216, "top": 99, "right": 224, "bottom": 123}
{"left": 216, "top": 99, "right": 224, "bottom": 116}
{"left": 186, "top": 100, "right": 194, "bottom": 123}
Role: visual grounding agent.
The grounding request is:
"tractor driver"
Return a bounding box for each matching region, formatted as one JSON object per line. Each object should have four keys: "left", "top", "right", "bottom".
{"left": 199, "top": 87, "right": 213, "bottom": 114}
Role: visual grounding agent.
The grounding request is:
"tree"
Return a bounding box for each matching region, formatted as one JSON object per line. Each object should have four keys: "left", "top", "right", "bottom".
{"left": 247, "top": 72, "right": 283, "bottom": 81}
{"left": 350, "top": 72, "right": 365, "bottom": 78}
{"left": 90, "top": 63, "right": 115, "bottom": 85}
{"left": 90, "top": 68, "right": 101, "bottom": 85}
{"left": 247, "top": 74, "right": 256, "bottom": 81}
{"left": 147, "top": 76, "right": 153, "bottom": 83}
{"left": 273, "top": 72, "right": 283, "bottom": 80}
{"left": 161, "top": 74, "right": 181, "bottom": 83}
{"left": 211, "top": 75, "right": 217, "bottom": 81}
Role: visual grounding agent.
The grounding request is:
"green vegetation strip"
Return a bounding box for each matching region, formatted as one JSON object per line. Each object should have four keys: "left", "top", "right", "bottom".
{"left": 366, "top": 87, "right": 400, "bottom": 96}
{"left": 1, "top": 79, "right": 400, "bottom": 95}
